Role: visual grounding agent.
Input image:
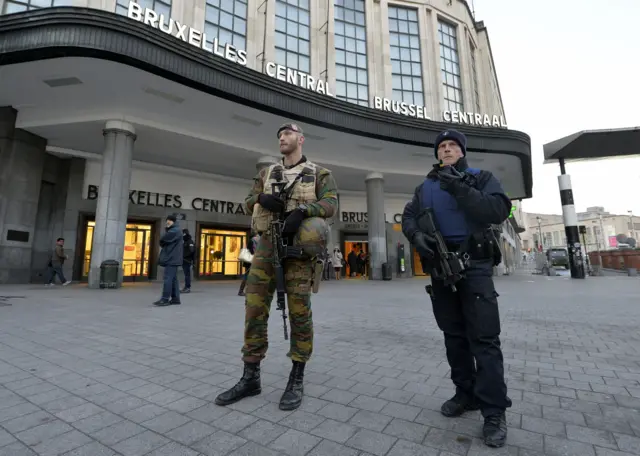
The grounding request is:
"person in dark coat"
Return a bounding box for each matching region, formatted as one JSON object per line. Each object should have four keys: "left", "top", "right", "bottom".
{"left": 401, "top": 129, "right": 512, "bottom": 447}
{"left": 181, "top": 229, "right": 196, "bottom": 293}
{"left": 154, "top": 215, "right": 184, "bottom": 306}
{"left": 347, "top": 250, "right": 358, "bottom": 277}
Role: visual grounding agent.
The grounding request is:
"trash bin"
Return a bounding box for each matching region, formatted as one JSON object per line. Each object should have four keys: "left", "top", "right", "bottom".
{"left": 100, "top": 260, "right": 120, "bottom": 289}
{"left": 382, "top": 262, "right": 392, "bottom": 281}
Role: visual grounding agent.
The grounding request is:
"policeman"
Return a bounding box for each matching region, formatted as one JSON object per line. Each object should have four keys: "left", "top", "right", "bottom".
{"left": 215, "top": 123, "right": 338, "bottom": 411}
{"left": 401, "top": 129, "right": 512, "bottom": 448}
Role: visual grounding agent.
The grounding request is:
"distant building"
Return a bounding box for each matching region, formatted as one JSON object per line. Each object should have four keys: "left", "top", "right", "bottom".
{"left": 522, "top": 207, "right": 639, "bottom": 253}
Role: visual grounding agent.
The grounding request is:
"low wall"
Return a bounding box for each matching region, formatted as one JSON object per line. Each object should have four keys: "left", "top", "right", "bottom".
{"left": 588, "top": 250, "right": 640, "bottom": 270}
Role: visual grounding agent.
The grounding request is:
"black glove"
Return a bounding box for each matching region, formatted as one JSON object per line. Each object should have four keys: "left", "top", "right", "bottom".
{"left": 438, "top": 166, "right": 466, "bottom": 194}
{"left": 258, "top": 193, "right": 285, "bottom": 213}
{"left": 412, "top": 232, "right": 436, "bottom": 260}
{"left": 282, "top": 209, "right": 306, "bottom": 234}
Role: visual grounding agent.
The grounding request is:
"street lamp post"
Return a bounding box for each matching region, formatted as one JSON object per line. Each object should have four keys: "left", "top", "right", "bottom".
{"left": 628, "top": 210, "right": 636, "bottom": 241}
{"left": 536, "top": 216, "right": 543, "bottom": 251}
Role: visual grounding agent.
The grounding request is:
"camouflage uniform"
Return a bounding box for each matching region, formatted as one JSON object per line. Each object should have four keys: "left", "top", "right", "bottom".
{"left": 242, "top": 161, "right": 338, "bottom": 363}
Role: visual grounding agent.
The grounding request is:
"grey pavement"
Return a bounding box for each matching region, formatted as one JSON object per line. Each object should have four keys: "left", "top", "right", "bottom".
{"left": 0, "top": 273, "right": 639, "bottom": 456}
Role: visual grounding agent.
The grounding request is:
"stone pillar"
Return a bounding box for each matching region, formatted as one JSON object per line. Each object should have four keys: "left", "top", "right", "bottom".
{"left": 256, "top": 155, "right": 276, "bottom": 173}
{"left": 0, "top": 107, "right": 47, "bottom": 284}
{"left": 88, "top": 121, "right": 136, "bottom": 289}
{"left": 365, "top": 172, "right": 387, "bottom": 280}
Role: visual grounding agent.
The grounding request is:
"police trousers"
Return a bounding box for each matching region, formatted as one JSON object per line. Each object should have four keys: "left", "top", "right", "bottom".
{"left": 241, "top": 234, "right": 314, "bottom": 364}
{"left": 428, "top": 259, "right": 511, "bottom": 417}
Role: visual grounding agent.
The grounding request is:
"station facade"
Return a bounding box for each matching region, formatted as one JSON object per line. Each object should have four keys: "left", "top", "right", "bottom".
{"left": 0, "top": 0, "right": 531, "bottom": 285}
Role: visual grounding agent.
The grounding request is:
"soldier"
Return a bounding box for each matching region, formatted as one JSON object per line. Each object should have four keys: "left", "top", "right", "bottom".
{"left": 401, "top": 129, "right": 512, "bottom": 447}
{"left": 215, "top": 123, "right": 338, "bottom": 411}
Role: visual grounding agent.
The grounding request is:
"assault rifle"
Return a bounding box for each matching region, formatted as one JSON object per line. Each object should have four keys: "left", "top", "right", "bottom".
{"left": 271, "top": 181, "right": 291, "bottom": 341}
{"left": 416, "top": 207, "right": 466, "bottom": 292}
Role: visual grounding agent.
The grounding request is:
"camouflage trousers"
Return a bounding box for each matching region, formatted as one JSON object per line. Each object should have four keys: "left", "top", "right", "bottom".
{"left": 242, "top": 234, "right": 314, "bottom": 363}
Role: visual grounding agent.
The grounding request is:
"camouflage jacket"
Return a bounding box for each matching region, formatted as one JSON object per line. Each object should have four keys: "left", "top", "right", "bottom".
{"left": 245, "top": 157, "right": 338, "bottom": 219}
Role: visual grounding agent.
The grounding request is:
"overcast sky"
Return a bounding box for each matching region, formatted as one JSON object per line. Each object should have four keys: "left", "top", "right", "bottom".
{"left": 472, "top": 0, "right": 640, "bottom": 217}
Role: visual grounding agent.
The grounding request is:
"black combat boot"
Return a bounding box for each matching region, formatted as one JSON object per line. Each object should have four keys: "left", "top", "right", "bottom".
{"left": 440, "top": 393, "right": 479, "bottom": 417}
{"left": 214, "top": 362, "right": 261, "bottom": 406}
{"left": 483, "top": 412, "right": 507, "bottom": 447}
{"left": 279, "top": 361, "right": 305, "bottom": 411}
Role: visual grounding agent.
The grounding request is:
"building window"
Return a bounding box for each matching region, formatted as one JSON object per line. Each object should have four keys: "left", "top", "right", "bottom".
{"left": 334, "top": 0, "right": 369, "bottom": 107}
{"left": 438, "top": 20, "right": 463, "bottom": 112}
{"left": 275, "top": 0, "right": 310, "bottom": 73}
{"left": 115, "top": 0, "right": 171, "bottom": 17}
{"left": 469, "top": 40, "right": 480, "bottom": 112}
{"left": 3, "top": 0, "right": 70, "bottom": 14}
{"left": 389, "top": 6, "right": 423, "bottom": 106}
{"left": 204, "top": 0, "right": 247, "bottom": 51}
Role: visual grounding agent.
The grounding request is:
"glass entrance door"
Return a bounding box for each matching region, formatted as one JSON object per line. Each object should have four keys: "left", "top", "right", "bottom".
{"left": 83, "top": 221, "right": 153, "bottom": 281}
{"left": 199, "top": 229, "right": 247, "bottom": 278}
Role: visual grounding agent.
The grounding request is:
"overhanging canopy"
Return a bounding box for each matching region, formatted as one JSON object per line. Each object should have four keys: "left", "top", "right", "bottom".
{"left": 543, "top": 127, "right": 640, "bottom": 164}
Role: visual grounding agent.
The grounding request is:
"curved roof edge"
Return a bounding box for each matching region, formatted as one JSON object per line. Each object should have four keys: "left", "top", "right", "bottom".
{"left": 0, "top": 7, "right": 533, "bottom": 198}
{"left": 543, "top": 127, "right": 640, "bottom": 164}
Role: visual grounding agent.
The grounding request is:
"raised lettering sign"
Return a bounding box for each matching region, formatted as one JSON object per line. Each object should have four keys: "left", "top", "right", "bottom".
{"left": 87, "top": 185, "right": 247, "bottom": 215}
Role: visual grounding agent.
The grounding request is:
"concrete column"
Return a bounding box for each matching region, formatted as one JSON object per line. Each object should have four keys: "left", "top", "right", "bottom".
{"left": 558, "top": 162, "right": 585, "bottom": 279}
{"left": 365, "top": 172, "right": 387, "bottom": 280}
{"left": 0, "top": 107, "right": 47, "bottom": 284}
{"left": 256, "top": 155, "right": 276, "bottom": 173}
{"left": 88, "top": 121, "right": 136, "bottom": 289}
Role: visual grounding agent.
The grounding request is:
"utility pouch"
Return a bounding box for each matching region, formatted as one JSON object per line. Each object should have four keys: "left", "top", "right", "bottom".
{"left": 311, "top": 259, "right": 324, "bottom": 294}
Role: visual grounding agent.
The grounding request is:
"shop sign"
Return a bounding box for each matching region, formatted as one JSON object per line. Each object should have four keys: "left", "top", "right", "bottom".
{"left": 87, "top": 185, "right": 247, "bottom": 215}
{"left": 341, "top": 211, "right": 402, "bottom": 224}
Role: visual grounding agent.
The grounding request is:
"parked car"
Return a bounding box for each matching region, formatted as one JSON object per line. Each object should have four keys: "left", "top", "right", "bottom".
{"left": 547, "top": 247, "right": 569, "bottom": 269}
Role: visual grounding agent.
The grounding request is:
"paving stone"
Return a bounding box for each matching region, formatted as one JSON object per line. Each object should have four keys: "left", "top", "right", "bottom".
{"left": 146, "top": 442, "right": 202, "bottom": 456}
{"left": 380, "top": 401, "right": 421, "bottom": 421}
{"left": 165, "top": 420, "right": 217, "bottom": 445}
{"left": 111, "top": 429, "right": 170, "bottom": 456}
{"left": 309, "top": 418, "right": 358, "bottom": 443}
{"left": 348, "top": 394, "right": 388, "bottom": 412}
{"left": 387, "top": 439, "right": 440, "bottom": 456}
{"left": 238, "top": 419, "right": 288, "bottom": 444}
{"left": 54, "top": 402, "right": 105, "bottom": 422}
{"left": 277, "top": 410, "right": 325, "bottom": 433}
{"left": 269, "top": 428, "right": 322, "bottom": 456}
{"left": 91, "top": 420, "right": 146, "bottom": 446}
{"left": 316, "top": 403, "right": 358, "bottom": 422}
{"left": 506, "top": 427, "right": 545, "bottom": 452}
{"left": 345, "top": 428, "right": 397, "bottom": 456}
{"left": 348, "top": 409, "right": 393, "bottom": 432}
{"left": 122, "top": 404, "right": 168, "bottom": 423}
{"left": 319, "top": 388, "right": 358, "bottom": 405}
{"left": 382, "top": 418, "right": 427, "bottom": 443}
{"left": 229, "top": 442, "right": 286, "bottom": 456}
{"left": 31, "top": 430, "right": 93, "bottom": 456}
{"left": 615, "top": 433, "right": 640, "bottom": 455}
{"left": 15, "top": 419, "right": 74, "bottom": 446}
{"left": 306, "top": 439, "right": 359, "bottom": 456}
{"left": 543, "top": 406, "right": 587, "bottom": 426}
{"left": 141, "top": 411, "right": 191, "bottom": 434}
{"left": 521, "top": 415, "right": 567, "bottom": 437}
{"left": 71, "top": 411, "right": 123, "bottom": 434}
{"left": 423, "top": 427, "right": 473, "bottom": 455}
{"left": 544, "top": 435, "right": 597, "bottom": 456}
{"left": 1, "top": 410, "right": 56, "bottom": 434}
{"left": 0, "top": 402, "right": 41, "bottom": 423}
{"left": 187, "top": 402, "right": 232, "bottom": 423}
{"left": 56, "top": 441, "right": 116, "bottom": 456}
{"left": 0, "top": 428, "right": 16, "bottom": 447}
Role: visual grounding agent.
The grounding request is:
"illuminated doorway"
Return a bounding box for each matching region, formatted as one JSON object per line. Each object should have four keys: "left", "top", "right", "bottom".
{"left": 412, "top": 247, "right": 428, "bottom": 276}
{"left": 198, "top": 228, "right": 247, "bottom": 279}
{"left": 344, "top": 241, "right": 369, "bottom": 278}
{"left": 82, "top": 221, "right": 153, "bottom": 281}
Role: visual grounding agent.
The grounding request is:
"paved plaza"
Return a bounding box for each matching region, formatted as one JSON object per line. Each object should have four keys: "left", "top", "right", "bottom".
{"left": 1, "top": 273, "right": 640, "bottom": 456}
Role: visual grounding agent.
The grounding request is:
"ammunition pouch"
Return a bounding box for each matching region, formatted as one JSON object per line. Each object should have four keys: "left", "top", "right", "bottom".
{"left": 283, "top": 246, "right": 305, "bottom": 260}
{"left": 464, "top": 230, "right": 502, "bottom": 266}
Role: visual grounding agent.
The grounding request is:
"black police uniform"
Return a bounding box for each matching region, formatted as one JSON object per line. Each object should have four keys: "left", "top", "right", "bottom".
{"left": 401, "top": 130, "right": 512, "bottom": 447}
